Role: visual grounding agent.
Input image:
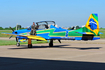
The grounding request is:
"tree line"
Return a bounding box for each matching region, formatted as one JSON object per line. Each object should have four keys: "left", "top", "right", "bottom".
{"left": 0, "top": 25, "right": 25, "bottom": 30}
{"left": 0, "top": 25, "right": 81, "bottom": 30}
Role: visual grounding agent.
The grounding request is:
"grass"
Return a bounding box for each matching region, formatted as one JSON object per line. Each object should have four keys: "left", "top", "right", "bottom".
{"left": 0, "top": 40, "right": 48, "bottom": 46}
{"left": 99, "top": 28, "right": 105, "bottom": 38}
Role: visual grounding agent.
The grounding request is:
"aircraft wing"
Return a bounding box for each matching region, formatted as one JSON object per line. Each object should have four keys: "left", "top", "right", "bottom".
{"left": 2, "top": 32, "right": 46, "bottom": 41}
{"left": 25, "top": 35, "right": 47, "bottom": 41}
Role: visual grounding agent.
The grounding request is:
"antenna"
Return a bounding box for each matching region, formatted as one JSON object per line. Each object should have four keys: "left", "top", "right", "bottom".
{"left": 16, "top": 23, "right": 18, "bottom": 30}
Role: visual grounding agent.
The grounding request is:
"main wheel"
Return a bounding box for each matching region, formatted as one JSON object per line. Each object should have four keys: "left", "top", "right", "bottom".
{"left": 49, "top": 40, "right": 53, "bottom": 47}
{"left": 28, "top": 44, "right": 32, "bottom": 48}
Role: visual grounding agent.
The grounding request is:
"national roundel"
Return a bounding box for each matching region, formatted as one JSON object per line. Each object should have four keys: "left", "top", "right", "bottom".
{"left": 89, "top": 18, "right": 97, "bottom": 30}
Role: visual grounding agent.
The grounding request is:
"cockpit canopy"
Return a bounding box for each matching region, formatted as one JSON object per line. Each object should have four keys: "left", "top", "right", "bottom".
{"left": 27, "top": 21, "right": 56, "bottom": 30}
{"left": 36, "top": 21, "right": 56, "bottom": 29}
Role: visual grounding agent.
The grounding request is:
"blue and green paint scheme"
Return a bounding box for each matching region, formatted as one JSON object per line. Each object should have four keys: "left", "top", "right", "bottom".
{"left": 36, "top": 13, "right": 100, "bottom": 40}
{"left": 2, "top": 14, "right": 101, "bottom": 46}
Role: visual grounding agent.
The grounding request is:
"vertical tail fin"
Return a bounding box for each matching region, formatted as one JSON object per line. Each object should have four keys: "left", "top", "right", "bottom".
{"left": 85, "top": 14, "right": 99, "bottom": 36}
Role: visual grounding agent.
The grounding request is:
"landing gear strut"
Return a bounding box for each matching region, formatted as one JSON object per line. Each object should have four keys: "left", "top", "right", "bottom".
{"left": 16, "top": 37, "right": 20, "bottom": 47}
{"left": 49, "top": 40, "right": 53, "bottom": 47}
{"left": 28, "top": 39, "right": 32, "bottom": 48}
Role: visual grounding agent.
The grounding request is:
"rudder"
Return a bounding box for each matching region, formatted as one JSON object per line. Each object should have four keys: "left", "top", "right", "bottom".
{"left": 85, "top": 14, "right": 99, "bottom": 36}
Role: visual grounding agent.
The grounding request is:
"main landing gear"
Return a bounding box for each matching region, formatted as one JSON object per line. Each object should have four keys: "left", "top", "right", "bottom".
{"left": 15, "top": 38, "right": 55, "bottom": 48}
{"left": 28, "top": 39, "right": 32, "bottom": 48}
{"left": 27, "top": 39, "right": 54, "bottom": 48}
{"left": 49, "top": 40, "right": 53, "bottom": 47}
{"left": 49, "top": 39, "right": 61, "bottom": 47}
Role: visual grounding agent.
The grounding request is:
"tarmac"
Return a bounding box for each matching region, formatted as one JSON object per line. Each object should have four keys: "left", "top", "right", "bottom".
{"left": 0, "top": 39, "right": 105, "bottom": 70}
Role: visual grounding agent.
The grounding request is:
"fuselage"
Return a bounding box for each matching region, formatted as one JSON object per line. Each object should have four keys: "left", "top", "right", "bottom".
{"left": 13, "top": 25, "right": 100, "bottom": 41}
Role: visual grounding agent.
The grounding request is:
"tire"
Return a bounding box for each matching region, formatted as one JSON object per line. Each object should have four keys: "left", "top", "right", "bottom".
{"left": 49, "top": 43, "right": 53, "bottom": 47}
{"left": 28, "top": 44, "right": 32, "bottom": 48}
{"left": 16, "top": 43, "right": 20, "bottom": 47}
{"left": 49, "top": 40, "right": 53, "bottom": 47}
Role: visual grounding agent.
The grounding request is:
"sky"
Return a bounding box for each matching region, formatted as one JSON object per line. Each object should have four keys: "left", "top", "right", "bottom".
{"left": 0, "top": 0, "right": 105, "bottom": 28}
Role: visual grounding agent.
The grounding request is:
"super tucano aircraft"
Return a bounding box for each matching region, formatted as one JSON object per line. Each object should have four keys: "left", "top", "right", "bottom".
{"left": 2, "top": 14, "right": 102, "bottom": 48}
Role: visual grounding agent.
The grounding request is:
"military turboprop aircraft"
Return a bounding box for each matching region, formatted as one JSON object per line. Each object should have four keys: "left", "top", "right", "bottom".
{"left": 2, "top": 14, "right": 101, "bottom": 48}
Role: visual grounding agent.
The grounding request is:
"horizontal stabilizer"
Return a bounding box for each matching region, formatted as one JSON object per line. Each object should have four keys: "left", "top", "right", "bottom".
{"left": 99, "top": 32, "right": 103, "bottom": 34}
{"left": 76, "top": 32, "right": 94, "bottom": 35}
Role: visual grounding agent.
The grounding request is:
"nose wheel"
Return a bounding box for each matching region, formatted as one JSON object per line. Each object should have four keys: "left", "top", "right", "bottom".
{"left": 16, "top": 42, "right": 20, "bottom": 46}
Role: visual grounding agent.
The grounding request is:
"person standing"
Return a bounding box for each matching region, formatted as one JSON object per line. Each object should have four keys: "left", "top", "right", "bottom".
{"left": 30, "top": 22, "right": 36, "bottom": 35}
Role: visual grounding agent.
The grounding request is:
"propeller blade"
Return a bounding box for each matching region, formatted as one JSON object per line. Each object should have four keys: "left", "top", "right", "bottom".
{"left": 9, "top": 27, "right": 14, "bottom": 32}
{"left": 9, "top": 35, "right": 13, "bottom": 39}
{"left": 58, "top": 40, "right": 61, "bottom": 43}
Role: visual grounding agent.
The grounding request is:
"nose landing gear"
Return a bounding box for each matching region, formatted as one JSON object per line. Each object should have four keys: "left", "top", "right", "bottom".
{"left": 16, "top": 37, "right": 20, "bottom": 47}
